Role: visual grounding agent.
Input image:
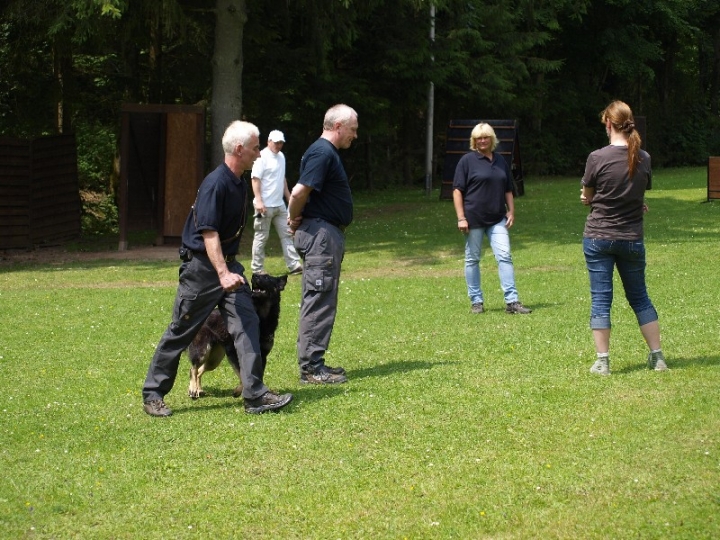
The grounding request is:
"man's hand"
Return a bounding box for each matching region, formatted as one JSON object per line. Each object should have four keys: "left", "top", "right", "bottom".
{"left": 287, "top": 215, "right": 303, "bottom": 234}
{"left": 254, "top": 199, "right": 266, "bottom": 215}
{"left": 287, "top": 183, "right": 313, "bottom": 235}
{"left": 219, "top": 270, "right": 245, "bottom": 293}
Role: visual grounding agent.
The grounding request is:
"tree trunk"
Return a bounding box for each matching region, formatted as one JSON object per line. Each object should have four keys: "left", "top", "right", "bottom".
{"left": 53, "top": 31, "right": 73, "bottom": 134}
{"left": 148, "top": 6, "right": 163, "bottom": 103}
{"left": 710, "top": 26, "right": 720, "bottom": 115}
{"left": 211, "top": 0, "right": 247, "bottom": 168}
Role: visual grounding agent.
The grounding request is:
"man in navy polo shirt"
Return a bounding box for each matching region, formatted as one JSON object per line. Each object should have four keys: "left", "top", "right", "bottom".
{"left": 142, "top": 121, "right": 293, "bottom": 416}
{"left": 287, "top": 104, "right": 358, "bottom": 384}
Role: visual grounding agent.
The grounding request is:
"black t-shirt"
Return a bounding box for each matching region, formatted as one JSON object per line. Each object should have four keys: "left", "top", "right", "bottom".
{"left": 453, "top": 151, "right": 513, "bottom": 228}
{"left": 297, "top": 138, "right": 353, "bottom": 227}
{"left": 581, "top": 145, "right": 652, "bottom": 240}
{"left": 181, "top": 163, "right": 248, "bottom": 254}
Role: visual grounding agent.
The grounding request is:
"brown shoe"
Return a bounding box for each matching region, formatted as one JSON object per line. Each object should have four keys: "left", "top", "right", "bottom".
{"left": 505, "top": 301, "right": 532, "bottom": 314}
{"left": 143, "top": 399, "right": 172, "bottom": 417}
{"left": 244, "top": 391, "right": 293, "bottom": 414}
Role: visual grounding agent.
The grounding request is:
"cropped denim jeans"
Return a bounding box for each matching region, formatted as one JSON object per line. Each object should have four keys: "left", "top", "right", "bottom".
{"left": 464, "top": 219, "right": 518, "bottom": 305}
{"left": 583, "top": 237, "right": 658, "bottom": 330}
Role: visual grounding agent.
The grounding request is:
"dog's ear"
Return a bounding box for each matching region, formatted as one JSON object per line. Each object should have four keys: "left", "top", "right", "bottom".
{"left": 278, "top": 275, "right": 288, "bottom": 291}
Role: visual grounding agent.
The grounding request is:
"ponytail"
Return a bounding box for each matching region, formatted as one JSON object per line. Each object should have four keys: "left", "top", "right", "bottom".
{"left": 601, "top": 101, "right": 642, "bottom": 179}
{"left": 626, "top": 128, "right": 641, "bottom": 178}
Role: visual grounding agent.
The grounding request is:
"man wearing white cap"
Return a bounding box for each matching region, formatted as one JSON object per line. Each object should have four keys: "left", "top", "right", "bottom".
{"left": 250, "top": 129, "right": 303, "bottom": 275}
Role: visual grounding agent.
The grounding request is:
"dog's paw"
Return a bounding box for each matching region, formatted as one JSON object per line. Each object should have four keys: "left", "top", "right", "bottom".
{"left": 232, "top": 384, "right": 244, "bottom": 398}
{"left": 188, "top": 387, "right": 205, "bottom": 400}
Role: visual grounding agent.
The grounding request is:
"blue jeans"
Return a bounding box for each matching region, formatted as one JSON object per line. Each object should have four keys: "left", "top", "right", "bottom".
{"left": 583, "top": 237, "right": 658, "bottom": 329}
{"left": 464, "top": 219, "right": 518, "bottom": 304}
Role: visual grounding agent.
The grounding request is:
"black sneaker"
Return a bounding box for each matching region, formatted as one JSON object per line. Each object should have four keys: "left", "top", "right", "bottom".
{"left": 143, "top": 399, "right": 172, "bottom": 417}
{"left": 505, "top": 301, "right": 532, "bottom": 314}
{"left": 312, "top": 359, "right": 346, "bottom": 375}
{"left": 300, "top": 365, "right": 348, "bottom": 384}
{"left": 324, "top": 364, "right": 346, "bottom": 375}
{"left": 244, "top": 391, "right": 293, "bottom": 414}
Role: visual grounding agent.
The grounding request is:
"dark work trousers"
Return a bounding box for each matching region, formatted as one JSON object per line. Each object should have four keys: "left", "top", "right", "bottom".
{"left": 293, "top": 218, "right": 346, "bottom": 371}
{"left": 142, "top": 253, "right": 268, "bottom": 402}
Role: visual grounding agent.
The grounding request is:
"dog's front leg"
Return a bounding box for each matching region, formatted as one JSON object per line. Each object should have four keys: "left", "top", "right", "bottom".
{"left": 188, "top": 364, "right": 204, "bottom": 399}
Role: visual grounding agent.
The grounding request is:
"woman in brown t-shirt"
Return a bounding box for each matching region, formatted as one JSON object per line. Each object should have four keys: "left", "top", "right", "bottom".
{"left": 580, "top": 100, "right": 667, "bottom": 376}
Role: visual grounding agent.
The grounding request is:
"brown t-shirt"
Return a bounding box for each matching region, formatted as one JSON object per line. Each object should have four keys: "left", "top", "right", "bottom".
{"left": 581, "top": 145, "right": 652, "bottom": 240}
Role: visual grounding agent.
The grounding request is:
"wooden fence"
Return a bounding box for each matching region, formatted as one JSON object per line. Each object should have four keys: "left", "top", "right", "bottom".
{"left": 0, "top": 134, "right": 81, "bottom": 250}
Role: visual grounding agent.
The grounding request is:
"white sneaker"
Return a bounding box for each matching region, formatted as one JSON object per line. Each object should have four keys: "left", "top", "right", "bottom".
{"left": 590, "top": 357, "right": 610, "bottom": 376}
{"left": 647, "top": 351, "right": 668, "bottom": 371}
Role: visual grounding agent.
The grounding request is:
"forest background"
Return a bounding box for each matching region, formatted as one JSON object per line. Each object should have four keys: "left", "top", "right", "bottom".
{"left": 2, "top": 0, "right": 720, "bottom": 235}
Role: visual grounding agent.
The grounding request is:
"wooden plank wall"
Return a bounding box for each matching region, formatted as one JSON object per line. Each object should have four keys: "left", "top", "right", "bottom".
{"left": 0, "top": 137, "right": 32, "bottom": 249}
{"left": 0, "top": 135, "right": 81, "bottom": 250}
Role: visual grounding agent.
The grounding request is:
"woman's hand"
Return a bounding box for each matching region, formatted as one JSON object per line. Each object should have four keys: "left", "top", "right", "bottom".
{"left": 505, "top": 211, "right": 515, "bottom": 228}
{"left": 457, "top": 217, "right": 469, "bottom": 234}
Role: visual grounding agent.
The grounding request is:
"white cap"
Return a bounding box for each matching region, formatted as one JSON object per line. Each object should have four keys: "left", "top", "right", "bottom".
{"left": 268, "top": 130, "right": 285, "bottom": 142}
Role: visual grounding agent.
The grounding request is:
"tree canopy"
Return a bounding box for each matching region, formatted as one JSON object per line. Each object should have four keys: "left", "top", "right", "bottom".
{"left": 1, "top": 0, "right": 719, "bottom": 192}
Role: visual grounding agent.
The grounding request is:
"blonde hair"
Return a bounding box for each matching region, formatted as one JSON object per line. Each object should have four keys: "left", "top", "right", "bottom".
{"left": 469, "top": 123, "right": 499, "bottom": 152}
{"left": 601, "top": 100, "right": 642, "bottom": 178}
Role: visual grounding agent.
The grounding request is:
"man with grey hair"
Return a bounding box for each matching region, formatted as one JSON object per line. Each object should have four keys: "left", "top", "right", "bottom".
{"left": 142, "top": 120, "right": 293, "bottom": 417}
{"left": 287, "top": 104, "right": 358, "bottom": 384}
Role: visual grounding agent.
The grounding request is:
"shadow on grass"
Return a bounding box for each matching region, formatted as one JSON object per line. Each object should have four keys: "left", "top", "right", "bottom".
{"left": 348, "top": 359, "right": 458, "bottom": 378}
{"left": 613, "top": 354, "right": 720, "bottom": 374}
{"left": 170, "top": 360, "right": 458, "bottom": 414}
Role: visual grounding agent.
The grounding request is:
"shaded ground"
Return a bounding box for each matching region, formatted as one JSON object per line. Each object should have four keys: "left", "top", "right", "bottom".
{"left": 0, "top": 243, "right": 179, "bottom": 267}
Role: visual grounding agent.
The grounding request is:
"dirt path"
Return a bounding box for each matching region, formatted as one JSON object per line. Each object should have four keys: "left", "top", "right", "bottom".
{"left": 0, "top": 244, "right": 180, "bottom": 267}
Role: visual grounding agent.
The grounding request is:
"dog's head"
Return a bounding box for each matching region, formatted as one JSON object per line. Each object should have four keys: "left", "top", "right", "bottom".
{"left": 251, "top": 273, "right": 288, "bottom": 297}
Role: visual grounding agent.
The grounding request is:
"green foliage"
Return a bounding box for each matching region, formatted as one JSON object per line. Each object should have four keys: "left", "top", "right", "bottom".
{"left": 1, "top": 169, "right": 719, "bottom": 538}
{"left": 80, "top": 189, "right": 119, "bottom": 236}
{"left": 75, "top": 120, "right": 117, "bottom": 192}
{"left": 2, "top": 0, "right": 720, "bottom": 192}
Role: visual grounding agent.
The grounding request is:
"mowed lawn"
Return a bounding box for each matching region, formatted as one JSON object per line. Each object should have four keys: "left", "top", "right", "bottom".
{"left": 0, "top": 167, "right": 718, "bottom": 539}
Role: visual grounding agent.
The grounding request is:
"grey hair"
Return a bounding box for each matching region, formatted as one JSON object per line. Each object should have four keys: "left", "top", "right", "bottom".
{"left": 222, "top": 121, "right": 260, "bottom": 154}
{"left": 323, "top": 104, "right": 358, "bottom": 130}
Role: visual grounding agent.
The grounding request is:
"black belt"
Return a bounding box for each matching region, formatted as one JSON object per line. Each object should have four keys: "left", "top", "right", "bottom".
{"left": 179, "top": 248, "right": 235, "bottom": 263}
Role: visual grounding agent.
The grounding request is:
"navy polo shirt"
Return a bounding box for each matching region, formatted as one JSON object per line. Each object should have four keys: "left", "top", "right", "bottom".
{"left": 298, "top": 138, "right": 353, "bottom": 228}
{"left": 181, "top": 163, "right": 248, "bottom": 254}
{"left": 453, "top": 151, "right": 513, "bottom": 228}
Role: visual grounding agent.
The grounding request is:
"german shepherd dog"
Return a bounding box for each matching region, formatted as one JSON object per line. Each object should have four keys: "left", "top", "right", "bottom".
{"left": 187, "top": 273, "right": 288, "bottom": 399}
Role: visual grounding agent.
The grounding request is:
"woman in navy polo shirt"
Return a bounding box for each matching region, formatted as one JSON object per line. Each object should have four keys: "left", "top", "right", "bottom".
{"left": 452, "top": 122, "right": 531, "bottom": 315}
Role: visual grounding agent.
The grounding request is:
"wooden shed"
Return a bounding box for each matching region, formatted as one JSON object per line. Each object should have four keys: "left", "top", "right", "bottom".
{"left": 0, "top": 134, "right": 81, "bottom": 250}
{"left": 118, "top": 104, "right": 206, "bottom": 250}
{"left": 440, "top": 119, "right": 524, "bottom": 200}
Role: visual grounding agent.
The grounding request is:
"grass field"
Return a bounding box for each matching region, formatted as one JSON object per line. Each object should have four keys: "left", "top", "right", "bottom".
{"left": 1, "top": 167, "right": 718, "bottom": 539}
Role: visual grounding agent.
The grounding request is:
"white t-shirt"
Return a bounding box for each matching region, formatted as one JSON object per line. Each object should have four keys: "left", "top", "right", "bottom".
{"left": 251, "top": 147, "right": 286, "bottom": 207}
